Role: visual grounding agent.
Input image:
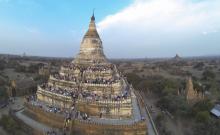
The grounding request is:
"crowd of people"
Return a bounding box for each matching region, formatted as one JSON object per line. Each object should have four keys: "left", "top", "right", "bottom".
{"left": 45, "top": 130, "right": 57, "bottom": 135}
{"left": 51, "top": 62, "right": 120, "bottom": 86}
{"left": 52, "top": 74, "right": 77, "bottom": 82}
{"left": 40, "top": 83, "right": 72, "bottom": 97}
{"left": 25, "top": 95, "right": 37, "bottom": 102}
{"left": 78, "top": 89, "right": 129, "bottom": 102}
{"left": 62, "top": 63, "right": 80, "bottom": 70}
{"left": 84, "top": 77, "right": 118, "bottom": 85}
{"left": 62, "top": 63, "right": 114, "bottom": 73}
{"left": 84, "top": 64, "right": 114, "bottom": 72}
{"left": 40, "top": 84, "right": 129, "bottom": 102}
{"left": 52, "top": 73, "right": 120, "bottom": 85}
{"left": 28, "top": 97, "right": 89, "bottom": 122}
{"left": 26, "top": 98, "right": 88, "bottom": 135}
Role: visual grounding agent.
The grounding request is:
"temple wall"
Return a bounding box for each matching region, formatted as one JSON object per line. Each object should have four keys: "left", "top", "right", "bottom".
{"left": 82, "top": 85, "right": 121, "bottom": 95}
{"left": 83, "top": 72, "right": 113, "bottom": 79}
{"left": 37, "top": 92, "right": 72, "bottom": 108}
{"left": 71, "top": 120, "right": 147, "bottom": 135}
{"left": 60, "top": 67, "right": 113, "bottom": 78}
{"left": 48, "top": 79, "right": 78, "bottom": 88}
{"left": 24, "top": 103, "right": 147, "bottom": 135}
{"left": 76, "top": 101, "right": 132, "bottom": 119}
{"left": 36, "top": 91, "right": 132, "bottom": 119}
{"left": 47, "top": 78, "right": 123, "bottom": 94}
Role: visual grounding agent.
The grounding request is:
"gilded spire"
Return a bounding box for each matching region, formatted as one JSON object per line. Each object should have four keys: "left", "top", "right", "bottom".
{"left": 91, "top": 9, "right": 95, "bottom": 21}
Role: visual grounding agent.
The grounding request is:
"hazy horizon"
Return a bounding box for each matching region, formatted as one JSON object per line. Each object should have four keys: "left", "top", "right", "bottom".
{"left": 2, "top": 52, "right": 220, "bottom": 59}
{"left": 0, "top": 0, "right": 220, "bottom": 58}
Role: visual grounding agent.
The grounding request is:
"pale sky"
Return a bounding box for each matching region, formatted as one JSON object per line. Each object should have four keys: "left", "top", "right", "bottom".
{"left": 0, "top": 0, "right": 220, "bottom": 58}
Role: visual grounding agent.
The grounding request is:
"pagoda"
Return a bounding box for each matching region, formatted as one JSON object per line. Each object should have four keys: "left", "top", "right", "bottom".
{"left": 185, "top": 77, "right": 203, "bottom": 104}
{"left": 27, "top": 13, "right": 147, "bottom": 135}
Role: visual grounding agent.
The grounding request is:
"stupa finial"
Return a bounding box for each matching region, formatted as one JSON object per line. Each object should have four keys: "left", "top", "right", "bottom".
{"left": 91, "top": 8, "right": 95, "bottom": 21}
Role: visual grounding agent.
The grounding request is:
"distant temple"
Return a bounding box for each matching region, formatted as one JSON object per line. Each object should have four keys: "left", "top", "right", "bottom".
{"left": 173, "top": 54, "right": 181, "bottom": 61}
{"left": 24, "top": 13, "right": 147, "bottom": 135}
{"left": 185, "top": 77, "right": 203, "bottom": 103}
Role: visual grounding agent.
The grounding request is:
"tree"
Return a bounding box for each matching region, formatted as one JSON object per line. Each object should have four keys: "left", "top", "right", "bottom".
{"left": 0, "top": 86, "right": 8, "bottom": 100}
{"left": 0, "top": 115, "right": 22, "bottom": 134}
{"left": 193, "top": 118, "right": 220, "bottom": 135}
{"left": 193, "top": 62, "right": 204, "bottom": 70}
{"left": 195, "top": 111, "right": 210, "bottom": 123}
{"left": 15, "top": 65, "right": 26, "bottom": 72}
{"left": 0, "top": 60, "right": 6, "bottom": 70}
{"left": 202, "top": 70, "right": 215, "bottom": 80}
{"left": 191, "top": 100, "right": 213, "bottom": 117}
{"left": 27, "top": 64, "right": 41, "bottom": 73}
{"left": 157, "top": 94, "right": 188, "bottom": 115}
{"left": 126, "top": 73, "right": 141, "bottom": 87}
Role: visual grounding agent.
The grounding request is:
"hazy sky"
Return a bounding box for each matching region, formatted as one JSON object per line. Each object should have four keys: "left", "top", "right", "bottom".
{"left": 0, "top": 0, "right": 220, "bottom": 58}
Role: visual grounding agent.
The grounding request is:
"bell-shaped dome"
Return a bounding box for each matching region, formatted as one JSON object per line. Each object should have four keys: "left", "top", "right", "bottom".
{"left": 83, "top": 14, "right": 100, "bottom": 39}
{"left": 73, "top": 13, "right": 108, "bottom": 65}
